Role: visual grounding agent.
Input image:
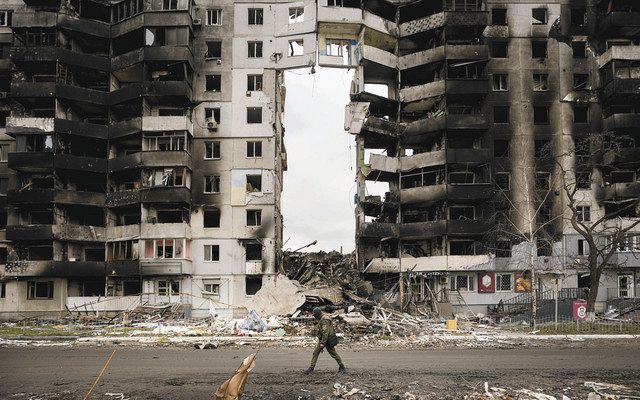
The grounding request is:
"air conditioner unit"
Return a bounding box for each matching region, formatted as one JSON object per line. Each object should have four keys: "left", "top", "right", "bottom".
{"left": 192, "top": 18, "right": 202, "bottom": 27}
{"left": 216, "top": 59, "right": 222, "bottom": 65}
{"left": 439, "top": 276, "right": 448, "bottom": 284}
{"left": 246, "top": 90, "right": 251, "bottom": 97}
{"left": 206, "top": 117, "right": 218, "bottom": 131}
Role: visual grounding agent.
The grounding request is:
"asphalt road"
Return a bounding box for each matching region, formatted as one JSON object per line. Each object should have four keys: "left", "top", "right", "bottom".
{"left": 1, "top": 344, "right": 639, "bottom": 399}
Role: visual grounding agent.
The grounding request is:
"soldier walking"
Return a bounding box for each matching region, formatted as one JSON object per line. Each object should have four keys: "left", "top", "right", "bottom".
{"left": 305, "top": 307, "right": 346, "bottom": 374}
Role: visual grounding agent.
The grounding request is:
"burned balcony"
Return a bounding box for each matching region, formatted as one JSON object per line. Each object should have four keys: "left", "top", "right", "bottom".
{"left": 400, "top": 183, "right": 492, "bottom": 205}
{"left": 140, "top": 186, "right": 191, "bottom": 204}
{"left": 111, "top": 10, "right": 194, "bottom": 39}
{"left": 402, "top": 113, "right": 489, "bottom": 142}
{"left": 601, "top": 182, "right": 640, "bottom": 202}
{"left": 400, "top": 9, "right": 488, "bottom": 37}
{"left": 600, "top": 61, "right": 640, "bottom": 102}
{"left": 367, "top": 148, "right": 490, "bottom": 175}
{"left": 6, "top": 224, "right": 106, "bottom": 242}
{"left": 4, "top": 260, "right": 106, "bottom": 278}
{"left": 599, "top": 11, "right": 640, "bottom": 38}
{"left": 8, "top": 189, "right": 105, "bottom": 207}
{"left": 10, "top": 47, "right": 109, "bottom": 72}
{"left": 140, "top": 258, "right": 192, "bottom": 276}
{"left": 400, "top": 44, "right": 488, "bottom": 70}
{"left": 603, "top": 113, "right": 640, "bottom": 131}
{"left": 400, "top": 78, "right": 489, "bottom": 103}
{"left": 110, "top": 116, "right": 193, "bottom": 139}
{"left": 108, "top": 151, "right": 192, "bottom": 173}
{"left": 111, "top": 46, "right": 194, "bottom": 72}
{"left": 603, "top": 148, "right": 640, "bottom": 167}
{"left": 6, "top": 118, "right": 108, "bottom": 140}
{"left": 10, "top": 82, "right": 109, "bottom": 105}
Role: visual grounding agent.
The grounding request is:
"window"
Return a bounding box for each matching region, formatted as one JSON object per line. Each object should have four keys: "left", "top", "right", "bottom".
{"left": 203, "top": 209, "right": 220, "bottom": 228}
{"left": 205, "top": 75, "right": 221, "bottom": 91}
{"left": 491, "top": 41, "right": 508, "bottom": 58}
{"left": 27, "top": 281, "right": 54, "bottom": 299}
{"left": 247, "top": 209, "right": 262, "bottom": 226}
{"left": 571, "top": 8, "right": 586, "bottom": 27}
{"left": 205, "top": 141, "right": 221, "bottom": 160}
{"left": 449, "top": 274, "right": 474, "bottom": 292}
{"left": 573, "top": 74, "right": 588, "bottom": 90}
{"left": 158, "top": 280, "right": 180, "bottom": 296}
{"left": 246, "top": 174, "right": 262, "bottom": 192}
{"left": 203, "top": 280, "right": 220, "bottom": 296}
{"left": 535, "top": 172, "right": 550, "bottom": 190}
{"left": 0, "top": 282, "right": 5, "bottom": 298}
{"left": 535, "top": 139, "right": 550, "bottom": 157}
{"left": 532, "top": 40, "right": 547, "bottom": 58}
{"left": 496, "top": 273, "right": 512, "bottom": 291}
{"left": 496, "top": 240, "right": 511, "bottom": 257}
{"left": 494, "top": 140, "right": 509, "bottom": 157}
{"left": 247, "top": 74, "right": 263, "bottom": 91}
{"left": 532, "top": 8, "right": 547, "bottom": 24}
{"left": 204, "top": 175, "right": 221, "bottom": 193}
{"left": 494, "top": 106, "right": 509, "bottom": 123}
{"left": 533, "top": 74, "right": 549, "bottom": 91}
{"left": 206, "top": 9, "right": 222, "bottom": 26}
{"left": 0, "top": 11, "right": 10, "bottom": 27}
{"left": 206, "top": 41, "right": 222, "bottom": 59}
{"left": 162, "top": 0, "right": 178, "bottom": 10}
{"left": 107, "top": 240, "right": 135, "bottom": 261}
{"left": 495, "top": 172, "right": 510, "bottom": 190}
{"left": 492, "top": 74, "right": 508, "bottom": 91}
{"left": 247, "top": 107, "right": 262, "bottom": 124}
{"left": 328, "top": 0, "right": 344, "bottom": 5}
{"left": 245, "top": 276, "right": 262, "bottom": 295}
{"left": 449, "top": 171, "right": 474, "bottom": 184}
{"left": 578, "top": 239, "right": 589, "bottom": 256}
{"left": 326, "top": 39, "right": 350, "bottom": 57}
{"left": 289, "top": 7, "right": 304, "bottom": 23}
{"left": 576, "top": 172, "right": 590, "bottom": 189}
{"left": 248, "top": 8, "right": 263, "bottom": 25}
{"left": 247, "top": 141, "right": 262, "bottom": 157}
{"left": 148, "top": 239, "right": 186, "bottom": 259}
{"left": 248, "top": 41, "right": 263, "bottom": 58}
{"left": 288, "top": 40, "right": 304, "bottom": 56}
{"left": 572, "top": 41, "right": 586, "bottom": 58}
{"left": 26, "top": 135, "right": 53, "bottom": 152}
{"left": 143, "top": 132, "right": 189, "bottom": 152}
{"left": 537, "top": 239, "right": 551, "bottom": 256}
{"left": 534, "top": 106, "right": 550, "bottom": 124}
{"left": 246, "top": 243, "right": 262, "bottom": 261}
{"left": 492, "top": 8, "right": 506, "bottom": 25}
{"left": 574, "top": 105, "right": 588, "bottom": 123}
{"left": 576, "top": 206, "right": 591, "bottom": 222}
{"left": 449, "top": 206, "right": 475, "bottom": 220}
{"left": 449, "top": 241, "right": 476, "bottom": 255}
{"left": 204, "top": 244, "right": 220, "bottom": 262}
{"left": 205, "top": 108, "right": 220, "bottom": 124}
{"left": 0, "top": 144, "right": 9, "bottom": 162}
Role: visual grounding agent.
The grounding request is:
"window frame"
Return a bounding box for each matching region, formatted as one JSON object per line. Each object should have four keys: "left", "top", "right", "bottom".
{"left": 449, "top": 273, "right": 475, "bottom": 292}
{"left": 248, "top": 8, "right": 263, "bottom": 25}
{"left": 532, "top": 73, "right": 549, "bottom": 91}
{"left": 27, "top": 281, "right": 54, "bottom": 300}
{"left": 492, "top": 73, "right": 508, "bottom": 91}
{"left": 247, "top": 41, "right": 263, "bottom": 58}
{"left": 288, "top": 7, "right": 304, "bottom": 24}
{"left": 246, "top": 209, "right": 262, "bottom": 226}
{"left": 496, "top": 273, "right": 513, "bottom": 292}
{"left": 203, "top": 280, "right": 221, "bottom": 296}
{"left": 204, "top": 244, "right": 220, "bottom": 262}
{"left": 206, "top": 9, "right": 222, "bottom": 26}
{"left": 576, "top": 205, "right": 591, "bottom": 222}
{"left": 531, "top": 7, "right": 548, "bottom": 25}
{"left": 247, "top": 74, "right": 263, "bottom": 91}
{"left": 204, "top": 175, "right": 221, "bottom": 194}
{"left": 204, "top": 141, "right": 221, "bottom": 160}
{"left": 158, "top": 280, "right": 180, "bottom": 296}
{"left": 246, "top": 141, "right": 262, "bottom": 158}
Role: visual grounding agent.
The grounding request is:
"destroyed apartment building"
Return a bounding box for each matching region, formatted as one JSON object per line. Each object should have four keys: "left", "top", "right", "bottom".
{"left": 0, "top": 0, "right": 639, "bottom": 319}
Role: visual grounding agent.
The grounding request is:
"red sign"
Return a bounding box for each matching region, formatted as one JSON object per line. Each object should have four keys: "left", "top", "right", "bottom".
{"left": 573, "top": 300, "right": 588, "bottom": 321}
{"left": 478, "top": 271, "right": 495, "bottom": 293}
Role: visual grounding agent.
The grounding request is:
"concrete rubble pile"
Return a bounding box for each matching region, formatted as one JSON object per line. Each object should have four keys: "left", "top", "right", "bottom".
{"left": 463, "top": 381, "right": 638, "bottom": 400}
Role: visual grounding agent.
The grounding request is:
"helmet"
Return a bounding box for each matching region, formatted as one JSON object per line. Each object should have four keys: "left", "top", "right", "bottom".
{"left": 312, "top": 307, "right": 322, "bottom": 319}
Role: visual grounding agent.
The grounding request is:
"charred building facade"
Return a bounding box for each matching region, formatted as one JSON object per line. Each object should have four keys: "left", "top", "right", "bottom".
{"left": 338, "top": 0, "right": 640, "bottom": 313}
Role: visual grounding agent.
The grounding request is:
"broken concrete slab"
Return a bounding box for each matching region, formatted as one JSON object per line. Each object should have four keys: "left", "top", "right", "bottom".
{"left": 244, "top": 275, "right": 306, "bottom": 317}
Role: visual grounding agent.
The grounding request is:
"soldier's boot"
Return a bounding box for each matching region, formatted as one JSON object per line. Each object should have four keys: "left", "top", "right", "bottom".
{"left": 338, "top": 365, "right": 347, "bottom": 374}
{"left": 304, "top": 367, "right": 314, "bottom": 374}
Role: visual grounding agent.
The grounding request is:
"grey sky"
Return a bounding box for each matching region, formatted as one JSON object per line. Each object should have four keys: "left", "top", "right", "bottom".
{"left": 281, "top": 67, "right": 357, "bottom": 253}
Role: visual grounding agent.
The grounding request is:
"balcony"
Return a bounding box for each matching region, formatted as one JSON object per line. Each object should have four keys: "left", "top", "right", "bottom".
{"left": 5, "top": 118, "right": 108, "bottom": 139}
{"left": 4, "top": 260, "right": 106, "bottom": 278}
{"left": 10, "top": 82, "right": 109, "bottom": 105}
{"left": 139, "top": 258, "right": 192, "bottom": 276}
{"left": 603, "top": 148, "right": 640, "bottom": 166}
{"left": 11, "top": 11, "right": 57, "bottom": 28}
{"left": 8, "top": 189, "right": 105, "bottom": 207}
{"left": 67, "top": 296, "right": 141, "bottom": 313}
{"left": 601, "top": 182, "right": 640, "bottom": 202}
{"left": 139, "top": 186, "right": 191, "bottom": 204}
{"left": 106, "top": 224, "right": 141, "bottom": 241}
{"left": 597, "top": 45, "right": 640, "bottom": 69}
{"left": 317, "top": 5, "right": 363, "bottom": 25}
{"left": 399, "top": 44, "right": 488, "bottom": 70}
{"left": 106, "top": 260, "right": 141, "bottom": 276}
{"left": 603, "top": 113, "right": 640, "bottom": 131}
{"left": 111, "top": 10, "right": 193, "bottom": 38}
{"left": 359, "top": 45, "right": 397, "bottom": 80}
{"left": 400, "top": 78, "right": 489, "bottom": 103}
{"left": 599, "top": 11, "right": 640, "bottom": 38}
{"left": 6, "top": 224, "right": 106, "bottom": 242}
{"left": 8, "top": 152, "right": 54, "bottom": 172}
{"left": 400, "top": 183, "right": 491, "bottom": 205}
{"left": 364, "top": 254, "right": 493, "bottom": 273}
{"left": 368, "top": 148, "right": 490, "bottom": 173}
{"left": 602, "top": 78, "right": 640, "bottom": 102}
{"left": 10, "top": 46, "right": 109, "bottom": 71}
{"left": 403, "top": 114, "right": 489, "bottom": 141}
{"left": 109, "top": 81, "right": 192, "bottom": 105}
{"left": 108, "top": 151, "right": 192, "bottom": 173}
{"left": 112, "top": 46, "right": 194, "bottom": 72}
{"left": 106, "top": 190, "right": 142, "bottom": 208}
{"left": 400, "top": 11, "right": 488, "bottom": 37}
{"left": 110, "top": 116, "right": 193, "bottom": 139}
{"left": 140, "top": 222, "right": 191, "bottom": 239}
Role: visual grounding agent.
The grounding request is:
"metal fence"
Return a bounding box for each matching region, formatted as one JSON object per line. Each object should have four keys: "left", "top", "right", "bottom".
{"left": 505, "top": 314, "right": 640, "bottom": 333}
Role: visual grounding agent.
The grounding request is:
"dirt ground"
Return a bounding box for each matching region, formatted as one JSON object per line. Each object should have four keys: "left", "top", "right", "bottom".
{"left": 0, "top": 343, "right": 639, "bottom": 399}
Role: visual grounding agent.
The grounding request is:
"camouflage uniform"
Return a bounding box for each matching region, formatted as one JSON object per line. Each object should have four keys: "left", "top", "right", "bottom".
{"left": 308, "top": 315, "right": 345, "bottom": 370}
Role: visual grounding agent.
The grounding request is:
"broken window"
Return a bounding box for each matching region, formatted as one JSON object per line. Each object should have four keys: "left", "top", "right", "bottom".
{"left": 158, "top": 280, "right": 180, "bottom": 296}
{"left": 496, "top": 273, "right": 513, "bottom": 291}
{"left": 246, "top": 243, "right": 262, "bottom": 261}
{"left": 492, "top": 74, "right": 508, "bottom": 91}
{"left": 143, "top": 132, "right": 189, "bottom": 151}
{"left": 0, "top": 11, "right": 10, "bottom": 27}
{"left": 531, "top": 8, "right": 547, "bottom": 24}
{"left": 0, "top": 282, "right": 5, "bottom": 298}
{"left": 203, "top": 209, "right": 220, "bottom": 228}
{"left": 537, "top": 239, "right": 551, "bottom": 257}
{"left": 576, "top": 172, "right": 590, "bottom": 189}
{"left": 162, "top": 0, "right": 178, "bottom": 10}
{"left": 245, "top": 276, "right": 262, "bottom": 295}
{"left": 289, "top": 7, "right": 304, "bottom": 24}
{"left": 493, "top": 106, "right": 509, "bottom": 124}
{"left": 326, "top": 39, "right": 349, "bottom": 57}
{"left": 205, "top": 107, "right": 221, "bottom": 124}
{"left": 203, "top": 279, "right": 220, "bottom": 296}
{"left": 534, "top": 106, "right": 550, "bottom": 125}
{"left": 205, "top": 141, "right": 221, "bottom": 159}
{"left": 574, "top": 105, "right": 589, "bottom": 123}
{"left": 532, "top": 40, "right": 547, "bottom": 58}
{"left": 573, "top": 74, "right": 588, "bottom": 90}
{"left": 246, "top": 107, "right": 262, "bottom": 124}
{"left": 288, "top": 39, "right": 304, "bottom": 56}
{"left": 494, "top": 140, "right": 509, "bottom": 157}
{"left": 248, "top": 41, "right": 263, "bottom": 58}
{"left": 532, "top": 73, "right": 549, "bottom": 91}
{"left": 449, "top": 273, "right": 474, "bottom": 291}
{"left": 204, "top": 244, "right": 220, "bottom": 261}
{"left": 246, "top": 209, "right": 262, "bottom": 226}
{"left": 247, "top": 74, "right": 262, "bottom": 91}
{"left": 492, "top": 8, "right": 506, "bottom": 25}
{"left": 205, "top": 75, "right": 221, "bottom": 91}
{"left": 246, "top": 174, "right": 262, "bottom": 192}
{"left": 26, "top": 135, "right": 53, "bottom": 152}
{"left": 572, "top": 41, "right": 586, "bottom": 58}
{"left": 206, "top": 9, "right": 222, "bottom": 26}
{"left": 449, "top": 206, "right": 475, "bottom": 220}
{"left": 495, "top": 172, "right": 510, "bottom": 190}
{"left": 248, "top": 8, "right": 263, "bottom": 25}
{"left": 247, "top": 141, "right": 262, "bottom": 157}
{"left": 535, "top": 172, "right": 550, "bottom": 190}
{"left": 535, "top": 139, "right": 551, "bottom": 157}
{"left": 570, "top": 8, "right": 586, "bottom": 27}
{"left": 448, "top": 172, "right": 474, "bottom": 184}
{"left": 578, "top": 239, "right": 589, "bottom": 256}
{"left": 204, "top": 175, "right": 221, "bottom": 193}
{"left": 496, "top": 240, "right": 511, "bottom": 257}
{"left": 491, "top": 41, "right": 508, "bottom": 58}
{"left": 576, "top": 206, "right": 591, "bottom": 222}
{"left": 206, "top": 41, "right": 222, "bottom": 59}
{"left": 107, "top": 241, "right": 136, "bottom": 261}
{"left": 149, "top": 239, "right": 186, "bottom": 259}
{"left": 27, "top": 281, "right": 54, "bottom": 299}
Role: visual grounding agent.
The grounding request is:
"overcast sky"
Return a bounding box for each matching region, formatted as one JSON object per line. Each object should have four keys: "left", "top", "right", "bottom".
{"left": 281, "top": 67, "right": 357, "bottom": 253}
